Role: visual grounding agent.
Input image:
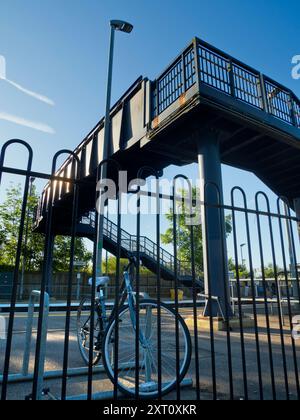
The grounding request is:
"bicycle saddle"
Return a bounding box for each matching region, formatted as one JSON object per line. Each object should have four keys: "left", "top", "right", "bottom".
{"left": 88, "top": 277, "right": 110, "bottom": 287}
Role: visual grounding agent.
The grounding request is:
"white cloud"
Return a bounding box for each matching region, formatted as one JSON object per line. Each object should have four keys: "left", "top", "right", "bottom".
{"left": 0, "top": 111, "right": 55, "bottom": 134}
{"left": 5, "top": 79, "right": 55, "bottom": 106}
{"left": 0, "top": 54, "right": 55, "bottom": 105}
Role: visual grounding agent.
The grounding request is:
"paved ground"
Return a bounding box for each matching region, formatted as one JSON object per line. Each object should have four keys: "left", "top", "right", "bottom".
{"left": 0, "top": 306, "right": 299, "bottom": 400}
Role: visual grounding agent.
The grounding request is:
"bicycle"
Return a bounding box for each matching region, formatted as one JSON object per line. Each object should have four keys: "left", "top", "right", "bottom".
{"left": 77, "top": 256, "right": 192, "bottom": 399}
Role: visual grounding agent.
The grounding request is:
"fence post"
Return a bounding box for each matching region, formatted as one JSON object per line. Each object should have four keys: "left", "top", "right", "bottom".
{"left": 23, "top": 291, "right": 49, "bottom": 400}
{"left": 258, "top": 74, "right": 268, "bottom": 112}
{"left": 228, "top": 60, "right": 236, "bottom": 98}
{"left": 193, "top": 38, "right": 201, "bottom": 91}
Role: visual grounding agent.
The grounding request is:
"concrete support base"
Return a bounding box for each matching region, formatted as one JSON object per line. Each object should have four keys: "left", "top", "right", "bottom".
{"left": 185, "top": 315, "right": 255, "bottom": 332}
{"left": 66, "top": 378, "right": 193, "bottom": 401}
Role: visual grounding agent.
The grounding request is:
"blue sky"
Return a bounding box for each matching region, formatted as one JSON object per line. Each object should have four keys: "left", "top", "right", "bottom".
{"left": 0, "top": 0, "right": 300, "bottom": 267}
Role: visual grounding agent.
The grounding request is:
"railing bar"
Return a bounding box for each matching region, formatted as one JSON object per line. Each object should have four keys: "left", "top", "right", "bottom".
{"left": 231, "top": 201, "right": 248, "bottom": 399}
{"left": 266, "top": 203, "right": 290, "bottom": 399}
{"left": 203, "top": 189, "right": 217, "bottom": 400}
{"left": 135, "top": 180, "right": 141, "bottom": 400}
{"left": 31, "top": 177, "right": 54, "bottom": 398}
{"left": 277, "top": 201, "right": 300, "bottom": 398}
{"left": 0, "top": 142, "right": 33, "bottom": 400}
{"left": 233, "top": 188, "right": 264, "bottom": 400}
{"left": 155, "top": 175, "right": 163, "bottom": 400}
{"left": 113, "top": 191, "right": 122, "bottom": 399}
{"left": 0, "top": 166, "right": 94, "bottom": 185}
{"left": 255, "top": 195, "right": 277, "bottom": 400}
{"left": 218, "top": 201, "right": 235, "bottom": 400}
{"left": 61, "top": 162, "right": 79, "bottom": 400}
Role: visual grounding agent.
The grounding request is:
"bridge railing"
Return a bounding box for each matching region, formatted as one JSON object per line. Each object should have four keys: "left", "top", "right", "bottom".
{"left": 152, "top": 44, "right": 196, "bottom": 117}
{"left": 292, "top": 94, "right": 300, "bottom": 127}
{"left": 2, "top": 139, "right": 300, "bottom": 401}
{"left": 82, "top": 212, "right": 189, "bottom": 277}
{"left": 152, "top": 38, "right": 300, "bottom": 129}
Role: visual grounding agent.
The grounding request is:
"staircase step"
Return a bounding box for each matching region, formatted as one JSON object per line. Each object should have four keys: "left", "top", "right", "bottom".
{"left": 79, "top": 213, "right": 197, "bottom": 284}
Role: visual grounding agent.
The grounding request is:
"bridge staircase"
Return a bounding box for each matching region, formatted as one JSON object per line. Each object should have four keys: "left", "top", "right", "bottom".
{"left": 77, "top": 212, "right": 203, "bottom": 291}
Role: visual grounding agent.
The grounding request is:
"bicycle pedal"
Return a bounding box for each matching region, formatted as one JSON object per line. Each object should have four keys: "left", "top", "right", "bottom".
{"left": 94, "top": 342, "right": 102, "bottom": 351}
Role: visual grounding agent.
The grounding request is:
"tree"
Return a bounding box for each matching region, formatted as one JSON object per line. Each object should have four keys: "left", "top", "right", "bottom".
{"left": 161, "top": 187, "right": 232, "bottom": 276}
{"left": 228, "top": 258, "right": 249, "bottom": 279}
{"left": 0, "top": 184, "right": 42, "bottom": 268}
{"left": 263, "top": 264, "right": 284, "bottom": 278}
{"left": 52, "top": 236, "right": 92, "bottom": 273}
{"left": 103, "top": 256, "right": 150, "bottom": 275}
{"left": 0, "top": 183, "right": 92, "bottom": 272}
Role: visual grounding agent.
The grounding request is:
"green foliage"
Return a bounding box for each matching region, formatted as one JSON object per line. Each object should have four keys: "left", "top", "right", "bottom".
{"left": 103, "top": 257, "right": 127, "bottom": 274}
{"left": 263, "top": 263, "right": 282, "bottom": 278}
{"left": 228, "top": 259, "right": 283, "bottom": 280}
{"left": 228, "top": 258, "right": 249, "bottom": 279}
{"left": 161, "top": 187, "right": 232, "bottom": 276}
{"left": 103, "top": 256, "right": 150, "bottom": 275}
{"left": 53, "top": 236, "right": 92, "bottom": 273}
{"left": 0, "top": 183, "right": 92, "bottom": 272}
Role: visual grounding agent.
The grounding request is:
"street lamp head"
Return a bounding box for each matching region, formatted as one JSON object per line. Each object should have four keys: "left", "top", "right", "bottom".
{"left": 110, "top": 20, "right": 133, "bottom": 33}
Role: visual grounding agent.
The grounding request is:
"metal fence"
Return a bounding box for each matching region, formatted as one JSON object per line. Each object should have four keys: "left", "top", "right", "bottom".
{"left": 0, "top": 140, "right": 300, "bottom": 401}
{"left": 152, "top": 38, "right": 300, "bottom": 128}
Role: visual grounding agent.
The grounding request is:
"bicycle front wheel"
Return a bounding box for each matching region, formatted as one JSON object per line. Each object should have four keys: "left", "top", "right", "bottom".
{"left": 77, "top": 297, "right": 103, "bottom": 366}
{"left": 103, "top": 299, "right": 192, "bottom": 398}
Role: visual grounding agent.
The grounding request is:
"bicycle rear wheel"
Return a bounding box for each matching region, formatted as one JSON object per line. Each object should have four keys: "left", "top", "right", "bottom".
{"left": 77, "top": 297, "right": 103, "bottom": 366}
{"left": 103, "top": 299, "right": 192, "bottom": 398}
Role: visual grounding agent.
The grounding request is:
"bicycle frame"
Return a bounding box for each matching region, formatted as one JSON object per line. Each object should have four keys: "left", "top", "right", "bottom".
{"left": 96, "top": 260, "right": 149, "bottom": 347}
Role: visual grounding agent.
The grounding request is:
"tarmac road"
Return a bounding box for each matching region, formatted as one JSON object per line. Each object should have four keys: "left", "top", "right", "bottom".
{"left": 0, "top": 309, "right": 300, "bottom": 400}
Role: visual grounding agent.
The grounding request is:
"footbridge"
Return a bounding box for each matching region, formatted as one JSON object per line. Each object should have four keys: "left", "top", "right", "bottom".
{"left": 34, "top": 37, "right": 300, "bottom": 315}
{"left": 35, "top": 37, "right": 300, "bottom": 231}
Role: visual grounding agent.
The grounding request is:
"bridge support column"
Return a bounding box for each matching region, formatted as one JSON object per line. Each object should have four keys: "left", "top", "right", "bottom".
{"left": 197, "top": 129, "right": 233, "bottom": 318}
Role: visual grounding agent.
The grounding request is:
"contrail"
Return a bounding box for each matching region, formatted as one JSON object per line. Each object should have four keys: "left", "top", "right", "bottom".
{"left": 0, "top": 111, "right": 55, "bottom": 134}
{"left": 5, "top": 78, "right": 55, "bottom": 106}
{"left": 0, "top": 55, "right": 55, "bottom": 106}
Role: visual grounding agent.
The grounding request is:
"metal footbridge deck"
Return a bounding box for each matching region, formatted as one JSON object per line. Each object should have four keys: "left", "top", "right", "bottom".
{"left": 35, "top": 37, "right": 300, "bottom": 234}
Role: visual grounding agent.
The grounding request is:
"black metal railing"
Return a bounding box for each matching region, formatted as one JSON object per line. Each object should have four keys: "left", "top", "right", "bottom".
{"left": 232, "top": 63, "right": 262, "bottom": 109}
{"left": 1, "top": 140, "right": 300, "bottom": 402}
{"left": 152, "top": 45, "right": 196, "bottom": 116}
{"left": 34, "top": 39, "right": 300, "bottom": 227}
{"left": 152, "top": 38, "right": 300, "bottom": 129}
{"left": 81, "top": 212, "right": 189, "bottom": 278}
{"left": 294, "top": 97, "right": 300, "bottom": 127}
{"left": 198, "top": 44, "right": 231, "bottom": 95}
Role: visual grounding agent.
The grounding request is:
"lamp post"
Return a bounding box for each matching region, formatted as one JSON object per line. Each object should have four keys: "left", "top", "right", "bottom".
{"left": 20, "top": 176, "right": 36, "bottom": 300}
{"left": 95, "top": 20, "right": 133, "bottom": 281}
{"left": 240, "top": 243, "right": 246, "bottom": 267}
